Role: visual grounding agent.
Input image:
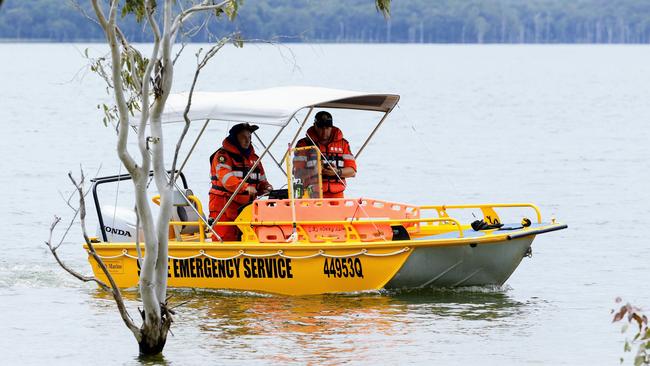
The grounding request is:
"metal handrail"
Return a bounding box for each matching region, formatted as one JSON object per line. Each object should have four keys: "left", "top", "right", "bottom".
{"left": 419, "top": 203, "right": 543, "bottom": 224}
{"left": 166, "top": 201, "right": 546, "bottom": 243}
{"left": 213, "top": 216, "right": 465, "bottom": 238}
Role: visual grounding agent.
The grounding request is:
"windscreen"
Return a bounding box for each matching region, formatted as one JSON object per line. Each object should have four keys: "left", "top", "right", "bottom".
{"left": 291, "top": 146, "right": 323, "bottom": 199}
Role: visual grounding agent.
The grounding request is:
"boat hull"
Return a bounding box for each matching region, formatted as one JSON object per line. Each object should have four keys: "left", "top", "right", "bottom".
{"left": 87, "top": 235, "right": 538, "bottom": 295}
{"left": 89, "top": 245, "right": 413, "bottom": 296}
{"left": 385, "top": 237, "right": 534, "bottom": 289}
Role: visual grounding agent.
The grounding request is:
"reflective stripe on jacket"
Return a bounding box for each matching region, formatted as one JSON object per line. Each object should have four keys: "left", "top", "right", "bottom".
{"left": 209, "top": 137, "right": 271, "bottom": 205}
{"left": 296, "top": 126, "right": 356, "bottom": 195}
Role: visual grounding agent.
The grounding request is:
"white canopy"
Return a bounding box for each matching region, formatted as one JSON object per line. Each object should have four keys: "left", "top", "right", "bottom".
{"left": 143, "top": 86, "right": 400, "bottom": 127}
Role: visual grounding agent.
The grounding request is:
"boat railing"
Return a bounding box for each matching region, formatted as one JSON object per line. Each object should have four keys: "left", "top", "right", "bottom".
{"left": 419, "top": 203, "right": 542, "bottom": 225}
{"left": 162, "top": 201, "right": 542, "bottom": 243}
{"left": 210, "top": 217, "right": 464, "bottom": 242}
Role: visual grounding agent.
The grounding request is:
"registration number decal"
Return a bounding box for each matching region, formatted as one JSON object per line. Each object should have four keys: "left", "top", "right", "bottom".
{"left": 323, "top": 257, "right": 364, "bottom": 278}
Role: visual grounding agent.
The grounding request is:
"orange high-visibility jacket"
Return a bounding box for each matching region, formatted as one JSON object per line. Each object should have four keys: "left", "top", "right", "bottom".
{"left": 210, "top": 138, "right": 271, "bottom": 205}
{"left": 296, "top": 126, "right": 357, "bottom": 195}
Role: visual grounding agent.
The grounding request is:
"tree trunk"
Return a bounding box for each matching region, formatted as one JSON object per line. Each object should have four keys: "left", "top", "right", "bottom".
{"left": 138, "top": 304, "right": 172, "bottom": 355}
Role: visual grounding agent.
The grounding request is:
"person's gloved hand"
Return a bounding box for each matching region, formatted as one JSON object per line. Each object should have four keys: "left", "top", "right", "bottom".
{"left": 322, "top": 165, "right": 337, "bottom": 177}
{"left": 246, "top": 186, "right": 257, "bottom": 197}
{"left": 260, "top": 185, "right": 273, "bottom": 196}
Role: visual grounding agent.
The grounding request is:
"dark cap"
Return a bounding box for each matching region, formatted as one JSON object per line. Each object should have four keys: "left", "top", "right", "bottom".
{"left": 229, "top": 123, "right": 259, "bottom": 136}
{"left": 314, "top": 111, "right": 333, "bottom": 128}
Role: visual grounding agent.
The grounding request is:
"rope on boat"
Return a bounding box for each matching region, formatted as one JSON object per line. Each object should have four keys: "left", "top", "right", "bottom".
{"left": 364, "top": 247, "right": 410, "bottom": 256}
{"left": 95, "top": 249, "right": 131, "bottom": 259}
{"left": 167, "top": 251, "right": 206, "bottom": 260}
{"left": 93, "top": 247, "right": 410, "bottom": 261}
{"left": 321, "top": 249, "right": 367, "bottom": 258}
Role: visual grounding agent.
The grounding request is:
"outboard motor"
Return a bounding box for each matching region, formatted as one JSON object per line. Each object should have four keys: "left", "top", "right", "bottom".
{"left": 96, "top": 205, "right": 141, "bottom": 242}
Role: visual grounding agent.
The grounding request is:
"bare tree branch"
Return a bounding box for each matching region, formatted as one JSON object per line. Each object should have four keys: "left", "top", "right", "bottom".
{"left": 171, "top": 0, "right": 231, "bottom": 40}
{"left": 52, "top": 209, "right": 78, "bottom": 251}
{"left": 45, "top": 215, "right": 110, "bottom": 291}
{"left": 67, "top": 169, "right": 142, "bottom": 339}
{"left": 172, "top": 42, "right": 187, "bottom": 65}
{"left": 180, "top": 11, "right": 213, "bottom": 40}
{"left": 137, "top": 0, "right": 162, "bottom": 178}
{"left": 90, "top": 0, "right": 109, "bottom": 29}
{"left": 91, "top": 0, "right": 139, "bottom": 174}
{"left": 169, "top": 36, "right": 230, "bottom": 184}
{"left": 45, "top": 167, "right": 142, "bottom": 339}
{"left": 241, "top": 35, "right": 302, "bottom": 74}
{"left": 70, "top": 0, "right": 102, "bottom": 27}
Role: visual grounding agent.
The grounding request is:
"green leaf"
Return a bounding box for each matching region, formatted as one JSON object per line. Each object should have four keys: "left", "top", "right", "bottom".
{"left": 225, "top": 0, "right": 241, "bottom": 21}
{"left": 121, "top": 0, "right": 155, "bottom": 23}
{"left": 375, "top": 0, "right": 391, "bottom": 19}
{"left": 215, "top": 0, "right": 242, "bottom": 21}
{"left": 634, "top": 355, "right": 645, "bottom": 366}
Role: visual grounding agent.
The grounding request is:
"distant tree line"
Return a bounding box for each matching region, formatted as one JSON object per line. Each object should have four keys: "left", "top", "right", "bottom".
{"left": 2, "top": 0, "right": 650, "bottom": 43}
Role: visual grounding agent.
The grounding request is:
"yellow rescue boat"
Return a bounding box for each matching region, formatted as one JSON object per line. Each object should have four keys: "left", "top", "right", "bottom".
{"left": 85, "top": 86, "right": 567, "bottom": 295}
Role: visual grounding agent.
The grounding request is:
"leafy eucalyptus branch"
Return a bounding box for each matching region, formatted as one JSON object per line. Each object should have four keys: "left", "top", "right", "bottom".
{"left": 613, "top": 298, "right": 650, "bottom": 365}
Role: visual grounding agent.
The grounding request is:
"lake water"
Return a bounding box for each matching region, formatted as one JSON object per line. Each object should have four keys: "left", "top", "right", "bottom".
{"left": 1, "top": 43, "right": 649, "bottom": 365}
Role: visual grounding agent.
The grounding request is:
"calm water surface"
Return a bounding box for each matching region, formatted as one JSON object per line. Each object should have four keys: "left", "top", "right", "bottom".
{"left": 1, "top": 44, "right": 649, "bottom": 365}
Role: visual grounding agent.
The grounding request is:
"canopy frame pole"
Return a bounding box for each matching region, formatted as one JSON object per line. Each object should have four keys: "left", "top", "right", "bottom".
{"left": 253, "top": 131, "right": 287, "bottom": 177}
{"left": 281, "top": 107, "right": 313, "bottom": 164}
{"left": 175, "top": 119, "right": 210, "bottom": 181}
{"left": 214, "top": 124, "right": 288, "bottom": 241}
{"left": 355, "top": 110, "right": 391, "bottom": 159}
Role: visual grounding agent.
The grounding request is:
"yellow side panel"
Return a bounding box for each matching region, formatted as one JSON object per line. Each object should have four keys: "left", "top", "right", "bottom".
{"left": 89, "top": 247, "right": 411, "bottom": 296}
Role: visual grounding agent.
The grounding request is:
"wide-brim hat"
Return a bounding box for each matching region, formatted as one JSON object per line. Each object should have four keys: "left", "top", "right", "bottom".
{"left": 229, "top": 122, "right": 259, "bottom": 136}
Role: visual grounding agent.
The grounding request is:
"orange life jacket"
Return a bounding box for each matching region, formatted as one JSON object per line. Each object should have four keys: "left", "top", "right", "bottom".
{"left": 296, "top": 126, "right": 357, "bottom": 195}
{"left": 210, "top": 137, "right": 271, "bottom": 205}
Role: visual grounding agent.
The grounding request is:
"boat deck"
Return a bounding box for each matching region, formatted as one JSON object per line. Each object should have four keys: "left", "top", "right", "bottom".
{"left": 417, "top": 222, "right": 548, "bottom": 240}
{"left": 160, "top": 222, "right": 555, "bottom": 245}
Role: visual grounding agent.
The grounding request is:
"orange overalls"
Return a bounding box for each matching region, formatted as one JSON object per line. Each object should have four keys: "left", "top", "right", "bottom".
{"left": 296, "top": 126, "right": 357, "bottom": 198}
{"left": 209, "top": 138, "right": 271, "bottom": 241}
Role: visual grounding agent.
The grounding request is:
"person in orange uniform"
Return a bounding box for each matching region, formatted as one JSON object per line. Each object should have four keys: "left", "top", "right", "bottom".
{"left": 209, "top": 123, "right": 272, "bottom": 241}
{"left": 296, "top": 111, "right": 356, "bottom": 198}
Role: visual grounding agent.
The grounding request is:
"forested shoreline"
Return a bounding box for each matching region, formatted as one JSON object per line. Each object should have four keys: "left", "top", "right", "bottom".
{"left": 2, "top": 0, "right": 650, "bottom": 43}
